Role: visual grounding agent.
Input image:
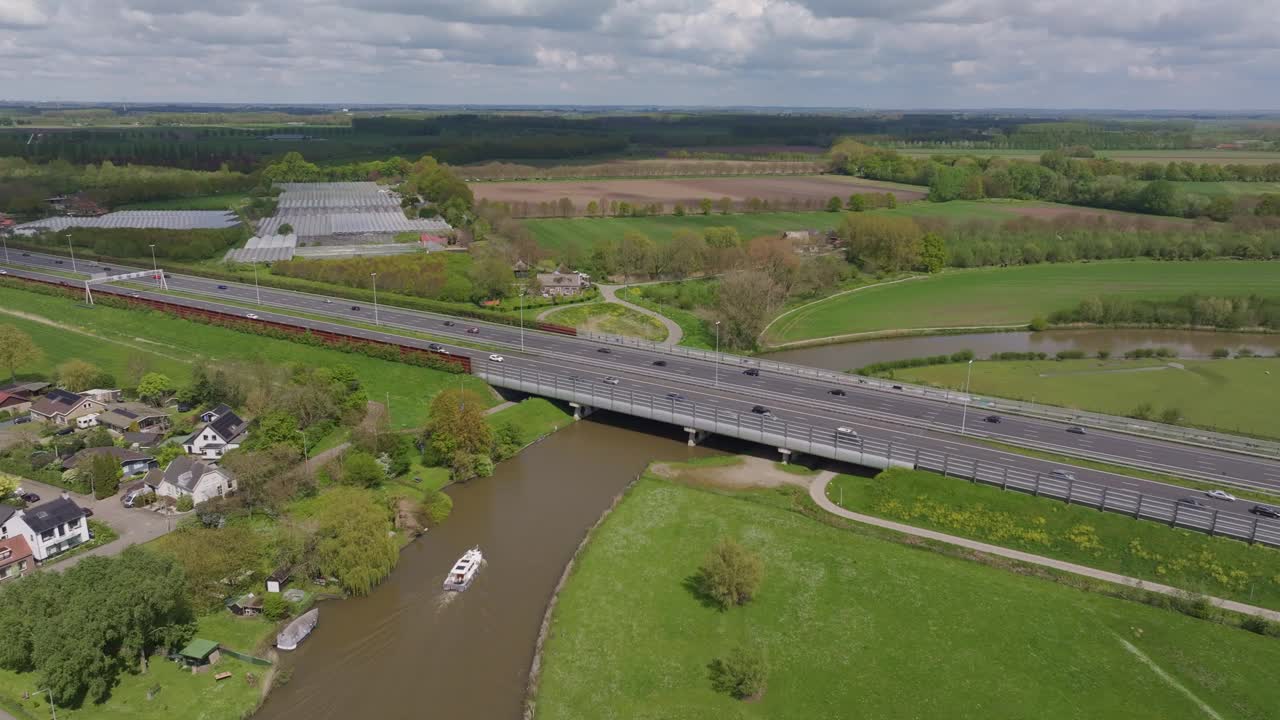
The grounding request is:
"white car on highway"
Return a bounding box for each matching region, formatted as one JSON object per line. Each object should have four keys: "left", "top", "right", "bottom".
{"left": 245, "top": 313, "right": 259, "bottom": 320}
{"left": 836, "top": 426, "right": 858, "bottom": 438}
{"left": 1205, "top": 490, "right": 1237, "bottom": 502}
{"left": 488, "top": 354, "right": 504, "bottom": 363}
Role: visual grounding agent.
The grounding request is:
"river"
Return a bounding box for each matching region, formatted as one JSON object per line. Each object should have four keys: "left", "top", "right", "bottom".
{"left": 253, "top": 415, "right": 717, "bottom": 720}
{"left": 766, "top": 329, "right": 1280, "bottom": 371}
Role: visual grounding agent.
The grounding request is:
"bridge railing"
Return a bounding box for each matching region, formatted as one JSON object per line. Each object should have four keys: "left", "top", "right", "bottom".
{"left": 476, "top": 362, "right": 1280, "bottom": 549}
{"left": 578, "top": 329, "right": 1280, "bottom": 461}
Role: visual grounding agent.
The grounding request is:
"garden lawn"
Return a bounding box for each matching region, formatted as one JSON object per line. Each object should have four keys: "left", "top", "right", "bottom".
{"left": 543, "top": 302, "right": 668, "bottom": 341}
{"left": 829, "top": 468, "right": 1280, "bottom": 609}
{"left": 0, "top": 284, "right": 494, "bottom": 429}
{"left": 894, "top": 357, "right": 1280, "bottom": 439}
{"left": 765, "top": 260, "right": 1280, "bottom": 344}
{"left": 535, "top": 477, "right": 1280, "bottom": 720}
{"left": 523, "top": 201, "right": 1025, "bottom": 255}
{"left": 0, "top": 614, "right": 270, "bottom": 720}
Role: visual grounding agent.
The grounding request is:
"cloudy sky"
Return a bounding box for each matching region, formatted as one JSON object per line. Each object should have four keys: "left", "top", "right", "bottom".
{"left": 1, "top": 0, "right": 1276, "bottom": 109}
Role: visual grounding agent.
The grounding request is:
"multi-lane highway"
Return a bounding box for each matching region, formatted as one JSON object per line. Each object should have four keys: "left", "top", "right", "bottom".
{"left": 4, "top": 250, "right": 1280, "bottom": 530}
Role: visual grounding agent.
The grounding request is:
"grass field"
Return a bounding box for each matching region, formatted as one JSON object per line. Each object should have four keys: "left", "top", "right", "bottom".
{"left": 764, "top": 260, "right": 1280, "bottom": 345}
{"left": 829, "top": 468, "right": 1280, "bottom": 609}
{"left": 119, "top": 193, "right": 250, "bottom": 210}
{"left": 535, "top": 476, "right": 1280, "bottom": 720}
{"left": 896, "top": 147, "right": 1280, "bottom": 165}
{"left": 0, "top": 283, "right": 493, "bottom": 429}
{"left": 1170, "top": 181, "right": 1280, "bottom": 197}
{"left": 487, "top": 397, "right": 574, "bottom": 446}
{"left": 543, "top": 302, "right": 668, "bottom": 341}
{"left": 0, "top": 613, "right": 272, "bottom": 720}
{"left": 617, "top": 287, "right": 716, "bottom": 349}
{"left": 893, "top": 357, "right": 1280, "bottom": 439}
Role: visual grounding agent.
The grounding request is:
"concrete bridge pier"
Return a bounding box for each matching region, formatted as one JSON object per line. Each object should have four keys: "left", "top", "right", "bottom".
{"left": 778, "top": 448, "right": 799, "bottom": 465}
{"left": 684, "top": 428, "right": 709, "bottom": 447}
{"left": 570, "top": 403, "right": 595, "bottom": 420}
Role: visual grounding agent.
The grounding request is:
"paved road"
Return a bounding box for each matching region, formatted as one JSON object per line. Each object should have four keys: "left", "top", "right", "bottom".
{"left": 5, "top": 254, "right": 1280, "bottom": 526}
{"left": 14, "top": 478, "right": 173, "bottom": 571}
{"left": 809, "top": 472, "right": 1280, "bottom": 621}
{"left": 598, "top": 283, "right": 684, "bottom": 345}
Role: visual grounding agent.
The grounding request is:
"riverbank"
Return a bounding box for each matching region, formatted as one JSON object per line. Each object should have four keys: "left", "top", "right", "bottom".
{"left": 532, "top": 460, "right": 1280, "bottom": 719}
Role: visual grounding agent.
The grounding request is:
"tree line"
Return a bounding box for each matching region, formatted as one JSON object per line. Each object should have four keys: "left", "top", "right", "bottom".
{"left": 0, "top": 156, "right": 255, "bottom": 215}
{"left": 1049, "top": 294, "right": 1280, "bottom": 330}
{"left": 460, "top": 159, "right": 825, "bottom": 181}
{"left": 18, "top": 224, "right": 249, "bottom": 262}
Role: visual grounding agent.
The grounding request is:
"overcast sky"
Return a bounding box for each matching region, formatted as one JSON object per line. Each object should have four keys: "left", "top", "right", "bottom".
{"left": 1, "top": 0, "right": 1277, "bottom": 109}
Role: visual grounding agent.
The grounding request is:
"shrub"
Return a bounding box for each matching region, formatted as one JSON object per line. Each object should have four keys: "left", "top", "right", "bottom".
{"left": 1028, "top": 316, "right": 1048, "bottom": 331}
{"left": 1236, "top": 347, "right": 1256, "bottom": 358}
{"left": 1096, "top": 350, "right": 1111, "bottom": 359}
{"left": 262, "top": 593, "right": 290, "bottom": 621}
{"left": 708, "top": 644, "right": 768, "bottom": 700}
{"left": 176, "top": 495, "right": 194, "bottom": 512}
{"left": 1211, "top": 347, "right": 1231, "bottom": 358}
{"left": 1242, "top": 616, "right": 1273, "bottom": 636}
{"left": 420, "top": 490, "right": 453, "bottom": 526}
{"left": 697, "top": 538, "right": 763, "bottom": 609}
{"left": 1129, "top": 402, "right": 1154, "bottom": 420}
{"left": 1055, "top": 350, "right": 1086, "bottom": 360}
{"left": 1159, "top": 407, "right": 1181, "bottom": 425}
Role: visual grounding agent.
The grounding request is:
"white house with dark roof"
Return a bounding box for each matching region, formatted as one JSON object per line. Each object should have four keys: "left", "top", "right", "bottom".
{"left": 149, "top": 457, "right": 237, "bottom": 505}
{"left": 183, "top": 405, "right": 248, "bottom": 459}
{"left": 0, "top": 496, "right": 90, "bottom": 561}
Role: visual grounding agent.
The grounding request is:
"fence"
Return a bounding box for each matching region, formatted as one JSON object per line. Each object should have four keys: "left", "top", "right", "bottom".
{"left": 579, "top": 329, "right": 1280, "bottom": 461}
{"left": 220, "top": 648, "right": 273, "bottom": 666}
{"left": 476, "top": 362, "right": 1280, "bottom": 549}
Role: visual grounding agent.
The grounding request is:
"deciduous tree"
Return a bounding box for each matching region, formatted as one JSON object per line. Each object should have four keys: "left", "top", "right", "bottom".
{"left": 56, "top": 359, "right": 106, "bottom": 392}
{"left": 136, "top": 372, "right": 175, "bottom": 406}
{"left": 424, "top": 388, "right": 493, "bottom": 466}
{"left": 697, "top": 537, "right": 763, "bottom": 609}
{"left": 0, "top": 324, "right": 40, "bottom": 381}
{"left": 716, "top": 271, "right": 783, "bottom": 350}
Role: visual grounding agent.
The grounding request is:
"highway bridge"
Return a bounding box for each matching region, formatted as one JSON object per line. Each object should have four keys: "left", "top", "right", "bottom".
{"left": 2, "top": 250, "right": 1279, "bottom": 547}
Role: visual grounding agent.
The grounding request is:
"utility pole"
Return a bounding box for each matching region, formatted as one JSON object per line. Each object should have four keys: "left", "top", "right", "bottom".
{"left": 519, "top": 290, "right": 525, "bottom": 351}
{"left": 65, "top": 234, "right": 77, "bottom": 273}
{"left": 2, "top": 233, "right": 9, "bottom": 263}
{"left": 149, "top": 244, "right": 159, "bottom": 286}
{"left": 297, "top": 430, "right": 310, "bottom": 480}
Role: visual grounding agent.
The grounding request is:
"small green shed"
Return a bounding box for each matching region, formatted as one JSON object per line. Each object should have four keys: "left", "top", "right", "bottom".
{"left": 177, "top": 638, "right": 221, "bottom": 673}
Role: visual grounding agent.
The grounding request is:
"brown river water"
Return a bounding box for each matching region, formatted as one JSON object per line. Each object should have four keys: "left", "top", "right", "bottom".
{"left": 253, "top": 415, "right": 718, "bottom": 720}
{"left": 766, "top": 329, "right": 1280, "bottom": 371}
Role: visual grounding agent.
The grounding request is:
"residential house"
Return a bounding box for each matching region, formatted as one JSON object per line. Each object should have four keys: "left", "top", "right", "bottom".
{"left": 98, "top": 403, "right": 171, "bottom": 434}
{"left": 121, "top": 432, "right": 164, "bottom": 451}
{"left": 537, "top": 271, "right": 588, "bottom": 297}
{"left": 0, "top": 381, "right": 50, "bottom": 399}
{"left": 29, "top": 389, "right": 106, "bottom": 425}
{"left": 184, "top": 406, "right": 248, "bottom": 459}
{"left": 228, "top": 593, "right": 264, "bottom": 616}
{"left": 150, "top": 456, "right": 237, "bottom": 505}
{"left": 513, "top": 259, "right": 530, "bottom": 278}
{"left": 0, "top": 390, "right": 32, "bottom": 415}
{"left": 1, "top": 495, "right": 90, "bottom": 561}
{"left": 0, "top": 535, "right": 34, "bottom": 581}
{"left": 62, "top": 446, "right": 157, "bottom": 477}
{"left": 82, "top": 388, "right": 122, "bottom": 404}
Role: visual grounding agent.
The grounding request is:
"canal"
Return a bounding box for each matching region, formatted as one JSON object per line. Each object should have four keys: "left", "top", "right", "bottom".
{"left": 254, "top": 415, "right": 717, "bottom": 720}
{"left": 766, "top": 329, "right": 1280, "bottom": 371}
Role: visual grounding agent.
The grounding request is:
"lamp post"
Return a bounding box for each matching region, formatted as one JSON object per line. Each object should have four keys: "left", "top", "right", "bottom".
{"left": 960, "top": 359, "right": 975, "bottom": 435}
{"left": 253, "top": 263, "right": 261, "bottom": 306}
{"left": 65, "top": 234, "right": 77, "bottom": 273}
{"left": 297, "top": 429, "right": 310, "bottom": 480}
{"left": 519, "top": 290, "right": 525, "bottom": 352}
{"left": 370, "top": 272, "right": 380, "bottom": 326}
{"left": 148, "top": 243, "right": 159, "bottom": 286}
{"left": 714, "top": 320, "right": 722, "bottom": 388}
{"left": 35, "top": 687, "right": 57, "bottom": 720}
{"left": 2, "top": 233, "right": 9, "bottom": 263}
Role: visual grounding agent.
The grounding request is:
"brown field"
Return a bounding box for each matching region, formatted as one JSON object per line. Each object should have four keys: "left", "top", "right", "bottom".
{"left": 664, "top": 144, "right": 828, "bottom": 155}
{"left": 457, "top": 158, "right": 826, "bottom": 182}
{"left": 471, "top": 175, "right": 925, "bottom": 210}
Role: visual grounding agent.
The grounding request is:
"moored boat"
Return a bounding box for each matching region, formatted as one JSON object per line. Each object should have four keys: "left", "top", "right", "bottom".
{"left": 443, "top": 547, "right": 484, "bottom": 592}
{"left": 276, "top": 608, "right": 319, "bottom": 651}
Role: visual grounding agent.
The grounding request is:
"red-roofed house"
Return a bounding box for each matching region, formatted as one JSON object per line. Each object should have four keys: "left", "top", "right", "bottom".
{"left": 0, "top": 535, "right": 34, "bottom": 581}
{"left": 0, "top": 391, "right": 31, "bottom": 415}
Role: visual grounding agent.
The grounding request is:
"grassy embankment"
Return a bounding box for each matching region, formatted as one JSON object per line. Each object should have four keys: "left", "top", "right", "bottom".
{"left": 0, "top": 613, "right": 273, "bottom": 720}
{"left": 535, "top": 473, "right": 1280, "bottom": 719}
{"left": 764, "top": 259, "right": 1280, "bottom": 346}
{"left": 0, "top": 283, "right": 494, "bottom": 430}
{"left": 891, "top": 357, "right": 1279, "bottom": 440}
{"left": 829, "top": 468, "right": 1280, "bottom": 610}
{"left": 616, "top": 286, "right": 715, "bottom": 349}
{"left": 543, "top": 302, "right": 668, "bottom": 341}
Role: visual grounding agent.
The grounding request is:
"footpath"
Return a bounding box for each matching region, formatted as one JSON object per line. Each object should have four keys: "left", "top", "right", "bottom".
{"left": 537, "top": 283, "right": 685, "bottom": 345}
{"left": 808, "top": 472, "right": 1280, "bottom": 622}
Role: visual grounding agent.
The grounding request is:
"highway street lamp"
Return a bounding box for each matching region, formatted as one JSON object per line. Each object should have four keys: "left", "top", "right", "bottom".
{"left": 960, "top": 359, "right": 975, "bottom": 435}
{"left": 253, "top": 263, "right": 262, "bottom": 305}
{"left": 65, "top": 234, "right": 77, "bottom": 273}
{"left": 370, "top": 272, "right": 380, "bottom": 326}
{"left": 2, "top": 233, "right": 9, "bottom": 263}
{"left": 519, "top": 289, "right": 525, "bottom": 352}
{"left": 148, "top": 243, "right": 159, "bottom": 286}
{"left": 714, "top": 321, "right": 721, "bottom": 388}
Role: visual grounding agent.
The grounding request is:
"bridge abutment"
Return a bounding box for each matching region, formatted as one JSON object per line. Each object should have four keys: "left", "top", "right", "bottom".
{"left": 778, "top": 448, "right": 799, "bottom": 465}
{"left": 684, "top": 427, "right": 709, "bottom": 447}
{"left": 570, "top": 403, "right": 595, "bottom": 420}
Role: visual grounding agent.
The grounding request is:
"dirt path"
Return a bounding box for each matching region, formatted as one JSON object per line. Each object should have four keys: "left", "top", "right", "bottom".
{"left": 808, "top": 472, "right": 1280, "bottom": 622}
{"left": 0, "top": 306, "right": 194, "bottom": 364}
{"left": 650, "top": 455, "right": 811, "bottom": 490}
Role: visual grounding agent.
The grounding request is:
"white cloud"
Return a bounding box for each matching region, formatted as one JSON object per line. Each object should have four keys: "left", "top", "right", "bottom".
{"left": 0, "top": 0, "right": 48, "bottom": 28}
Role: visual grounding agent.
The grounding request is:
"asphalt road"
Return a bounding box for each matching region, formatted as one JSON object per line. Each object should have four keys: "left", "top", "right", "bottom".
{"left": 4, "top": 252, "right": 1280, "bottom": 531}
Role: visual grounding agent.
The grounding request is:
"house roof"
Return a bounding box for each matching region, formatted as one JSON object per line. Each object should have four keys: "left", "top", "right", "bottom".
{"left": 156, "top": 456, "right": 227, "bottom": 493}
{"left": 98, "top": 403, "right": 168, "bottom": 430}
{"left": 0, "top": 535, "right": 33, "bottom": 565}
{"left": 178, "top": 638, "right": 220, "bottom": 661}
{"left": 122, "top": 431, "right": 163, "bottom": 448}
{"left": 63, "top": 446, "right": 153, "bottom": 470}
{"left": 537, "top": 272, "right": 585, "bottom": 287}
{"left": 207, "top": 409, "right": 247, "bottom": 443}
{"left": 0, "top": 381, "right": 50, "bottom": 396}
{"left": 30, "top": 389, "right": 90, "bottom": 418}
{"left": 0, "top": 504, "right": 15, "bottom": 527}
{"left": 204, "top": 404, "right": 233, "bottom": 420}
{"left": 20, "top": 498, "right": 86, "bottom": 533}
{"left": 0, "top": 391, "right": 27, "bottom": 407}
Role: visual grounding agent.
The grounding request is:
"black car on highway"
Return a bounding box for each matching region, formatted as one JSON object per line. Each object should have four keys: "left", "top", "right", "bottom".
{"left": 1177, "top": 497, "right": 1208, "bottom": 508}
{"left": 443, "top": 321, "right": 456, "bottom": 327}
{"left": 428, "top": 343, "right": 444, "bottom": 351}
{"left": 217, "top": 284, "right": 228, "bottom": 289}
{"left": 652, "top": 360, "right": 667, "bottom": 367}
{"left": 1066, "top": 426, "right": 1087, "bottom": 435}
{"left": 750, "top": 405, "right": 772, "bottom": 417}
{"left": 666, "top": 393, "right": 686, "bottom": 401}
{"left": 597, "top": 347, "right": 611, "bottom": 354}
{"left": 1250, "top": 505, "right": 1280, "bottom": 519}
{"left": 984, "top": 415, "right": 1002, "bottom": 423}
{"left": 828, "top": 388, "right": 846, "bottom": 397}
{"left": 351, "top": 305, "right": 361, "bottom": 311}
{"left": 743, "top": 368, "right": 760, "bottom": 376}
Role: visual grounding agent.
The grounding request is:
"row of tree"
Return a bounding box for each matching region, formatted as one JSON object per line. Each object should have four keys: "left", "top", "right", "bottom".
{"left": 1049, "top": 294, "right": 1280, "bottom": 330}
{"left": 0, "top": 156, "right": 255, "bottom": 215}
{"left": 20, "top": 224, "right": 248, "bottom": 262}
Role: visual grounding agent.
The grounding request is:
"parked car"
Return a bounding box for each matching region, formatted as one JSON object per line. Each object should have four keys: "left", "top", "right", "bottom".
{"left": 54, "top": 426, "right": 74, "bottom": 436}
{"left": 13, "top": 416, "right": 31, "bottom": 424}
{"left": 121, "top": 488, "right": 146, "bottom": 508}
{"left": 984, "top": 415, "right": 1002, "bottom": 423}
{"left": 18, "top": 491, "right": 40, "bottom": 504}
{"left": 216, "top": 284, "right": 227, "bottom": 289}
{"left": 652, "top": 360, "right": 668, "bottom": 367}
{"left": 836, "top": 426, "right": 858, "bottom": 437}
{"left": 245, "top": 313, "right": 259, "bottom": 320}
{"left": 488, "top": 354, "right": 504, "bottom": 363}
{"left": 828, "top": 389, "right": 847, "bottom": 397}
{"left": 1048, "top": 469, "right": 1076, "bottom": 481}
{"left": 743, "top": 368, "right": 760, "bottom": 376}
{"left": 1205, "top": 490, "right": 1237, "bottom": 502}
{"left": 1177, "top": 497, "right": 1208, "bottom": 508}
{"left": 750, "top": 405, "right": 772, "bottom": 417}
{"left": 597, "top": 347, "right": 611, "bottom": 354}
{"left": 1066, "top": 426, "right": 1087, "bottom": 435}
{"left": 602, "top": 376, "right": 620, "bottom": 385}
{"left": 177, "top": 402, "right": 193, "bottom": 412}
{"left": 1249, "top": 504, "right": 1280, "bottom": 519}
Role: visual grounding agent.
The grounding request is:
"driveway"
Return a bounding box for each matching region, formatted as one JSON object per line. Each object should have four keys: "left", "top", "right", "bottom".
{"left": 14, "top": 477, "right": 174, "bottom": 571}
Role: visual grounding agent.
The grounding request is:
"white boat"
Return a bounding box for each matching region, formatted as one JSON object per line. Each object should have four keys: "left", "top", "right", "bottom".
{"left": 443, "top": 547, "right": 483, "bottom": 592}
{"left": 275, "top": 608, "right": 319, "bottom": 651}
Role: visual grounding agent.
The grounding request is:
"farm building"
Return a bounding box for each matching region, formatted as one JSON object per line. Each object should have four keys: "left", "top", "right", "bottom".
{"left": 257, "top": 182, "right": 451, "bottom": 244}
